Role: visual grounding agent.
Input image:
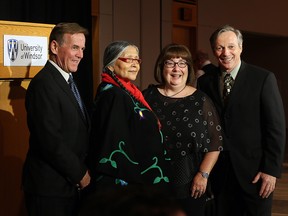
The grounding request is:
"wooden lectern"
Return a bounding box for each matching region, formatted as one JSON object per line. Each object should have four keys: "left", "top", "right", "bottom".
{"left": 0, "top": 20, "right": 54, "bottom": 216}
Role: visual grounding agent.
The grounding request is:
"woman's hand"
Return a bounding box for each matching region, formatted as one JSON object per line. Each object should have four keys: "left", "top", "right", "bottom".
{"left": 190, "top": 172, "right": 208, "bottom": 198}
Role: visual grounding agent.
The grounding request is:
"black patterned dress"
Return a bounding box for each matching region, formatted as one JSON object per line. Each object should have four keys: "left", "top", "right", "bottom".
{"left": 87, "top": 83, "right": 171, "bottom": 191}
{"left": 143, "top": 85, "right": 223, "bottom": 199}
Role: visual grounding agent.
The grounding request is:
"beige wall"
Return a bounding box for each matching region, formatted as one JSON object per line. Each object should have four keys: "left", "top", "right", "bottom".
{"left": 196, "top": 0, "right": 288, "bottom": 126}
{"left": 98, "top": 0, "right": 172, "bottom": 90}
{"left": 97, "top": 0, "right": 288, "bottom": 89}
{"left": 198, "top": 0, "right": 288, "bottom": 36}
{"left": 197, "top": 0, "right": 288, "bottom": 63}
{"left": 96, "top": 0, "right": 288, "bottom": 124}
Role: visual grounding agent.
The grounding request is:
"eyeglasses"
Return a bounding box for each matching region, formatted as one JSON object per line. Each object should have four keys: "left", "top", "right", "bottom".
{"left": 164, "top": 60, "right": 187, "bottom": 68}
{"left": 118, "top": 57, "right": 142, "bottom": 64}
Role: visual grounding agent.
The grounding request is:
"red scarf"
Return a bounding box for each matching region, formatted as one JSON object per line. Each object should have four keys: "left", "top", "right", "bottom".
{"left": 101, "top": 72, "right": 153, "bottom": 111}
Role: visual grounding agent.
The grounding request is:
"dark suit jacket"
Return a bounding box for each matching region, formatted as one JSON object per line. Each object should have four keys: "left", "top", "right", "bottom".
{"left": 202, "top": 63, "right": 217, "bottom": 75}
{"left": 197, "top": 61, "right": 286, "bottom": 192}
{"left": 22, "top": 61, "right": 90, "bottom": 197}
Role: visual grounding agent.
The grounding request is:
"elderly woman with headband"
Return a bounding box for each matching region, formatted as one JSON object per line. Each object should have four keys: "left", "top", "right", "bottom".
{"left": 85, "top": 41, "right": 171, "bottom": 196}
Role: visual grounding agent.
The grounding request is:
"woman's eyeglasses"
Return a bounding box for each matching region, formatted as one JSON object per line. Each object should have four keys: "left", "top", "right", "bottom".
{"left": 118, "top": 57, "right": 142, "bottom": 64}
{"left": 164, "top": 60, "right": 187, "bottom": 68}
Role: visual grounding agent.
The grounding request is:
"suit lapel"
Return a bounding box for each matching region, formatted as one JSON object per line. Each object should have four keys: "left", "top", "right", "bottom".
{"left": 211, "top": 68, "right": 223, "bottom": 109}
{"left": 46, "top": 61, "right": 89, "bottom": 126}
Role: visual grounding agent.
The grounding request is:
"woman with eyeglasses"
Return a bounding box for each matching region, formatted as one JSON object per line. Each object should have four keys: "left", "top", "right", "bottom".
{"left": 84, "top": 41, "right": 172, "bottom": 201}
{"left": 143, "top": 43, "right": 223, "bottom": 216}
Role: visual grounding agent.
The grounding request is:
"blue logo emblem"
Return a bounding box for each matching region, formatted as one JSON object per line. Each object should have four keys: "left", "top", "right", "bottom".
{"left": 7, "top": 39, "right": 19, "bottom": 62}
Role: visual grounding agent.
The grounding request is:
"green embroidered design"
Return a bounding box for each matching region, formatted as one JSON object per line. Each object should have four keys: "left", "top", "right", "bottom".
{"left": 115, "top": 179, "right": 128, "bottom": 186}
{"left": 128, "top": 94, "right": 171, "bottom": 165}
{"left": 158, "top": 127, "right": 171, "bottom": 161}
{"left": 124, "top": 93, "right": 149, "bottom": 118}
{"left": 141, "top": 157, "right": 170, "bottom": 184}
{"left": 99, "top": 87, "right": 169, "bottom": 184}
{"left": 101, "top": 84, "right": 113, "bottom": 91}
{"left": 99, "top": 141, "right": 139, "bottom": 168}
{"left": 159, "top": 129, "right": 163, "bottom": 143}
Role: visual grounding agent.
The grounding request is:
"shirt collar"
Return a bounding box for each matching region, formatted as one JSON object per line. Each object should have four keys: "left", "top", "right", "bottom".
{"left": 222, "top": 61, "right": 241, "bottom": 80}
{"left": 49, "top": 60, "right": 70, "bottom": 83}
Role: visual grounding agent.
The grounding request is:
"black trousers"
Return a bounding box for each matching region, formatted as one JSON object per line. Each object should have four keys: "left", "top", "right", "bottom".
{"left": 177, "top": 195, "right": 207, "bottom": 216}
{"left": 24, "top": 192, "right": 79, "bottom": 216}
{"left": 212, "top": 153, "right": 273, "bottom": 216}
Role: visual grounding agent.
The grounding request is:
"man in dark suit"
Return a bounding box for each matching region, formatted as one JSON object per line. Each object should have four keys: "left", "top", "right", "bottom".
{"left": 192, "top": 50, "right": 217, "bottom": 87}
{"left": 197, "top": 25, "right": 286, "bottom": 216}
{"left": 22, "top": 22, "right": 91, "bottom": 216}
{"left": 194, "top": 49, "right": 217, "bottom": 75}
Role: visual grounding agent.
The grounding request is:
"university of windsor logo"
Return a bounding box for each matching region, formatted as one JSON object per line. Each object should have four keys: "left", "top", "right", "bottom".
{"left": 7, "top": 39, "right": 18, "bottom": 62}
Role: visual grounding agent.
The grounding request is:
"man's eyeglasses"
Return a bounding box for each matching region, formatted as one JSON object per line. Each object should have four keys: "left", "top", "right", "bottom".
{"left": 118, "top": 57, "right": 142, "bottom": 64}
{"left": 164, "top": 60, "right": 187, "bottom": 68}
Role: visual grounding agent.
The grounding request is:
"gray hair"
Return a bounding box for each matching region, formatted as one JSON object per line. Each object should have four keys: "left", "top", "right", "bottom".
{"left": 209, "top": 25, "right": 243, "bottom": 50}
{"left": 103, "top": 41, "right": 139, "bottom": 69}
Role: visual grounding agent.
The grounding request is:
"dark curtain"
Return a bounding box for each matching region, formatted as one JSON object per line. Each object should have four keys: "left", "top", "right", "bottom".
{"left": 0, "top": 0, "right": 94, "bottom": 113}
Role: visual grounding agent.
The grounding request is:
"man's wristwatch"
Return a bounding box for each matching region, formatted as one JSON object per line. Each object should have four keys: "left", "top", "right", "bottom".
{"left": 199, "top": 171, "right": 209, "bottom": 179}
